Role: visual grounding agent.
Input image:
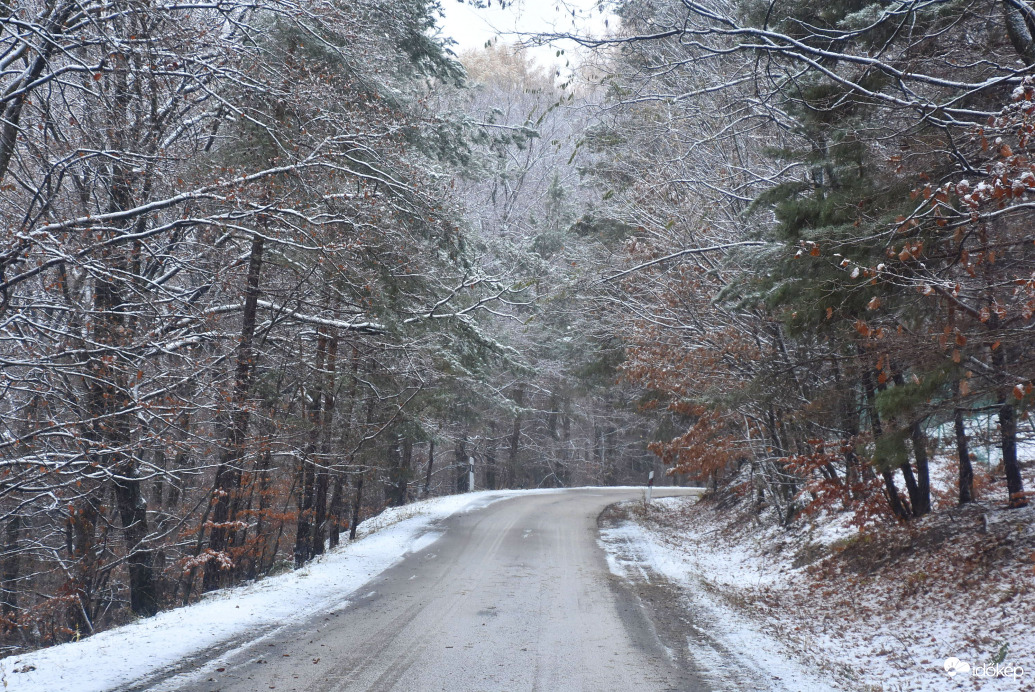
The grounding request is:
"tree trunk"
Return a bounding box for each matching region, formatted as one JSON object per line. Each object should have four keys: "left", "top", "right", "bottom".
{"left": 204, "top": 232, "right": 264, "bottom": 591}
{"left": 399, "top": 437, "right": 412, "bottom": 504}
{"left": 312, "top": 329, "right": 337, "bottom": 557}
{"left": 423, "top": 440, "right": 435, "bottom": 496}
{"left": 992, "top": 343, "right": 1027, "bottom": 507}
{"left": 561, "top": 411, "right": 572, "bottom": 485}
{"left": 166, "top": 410, "right": 192, "bottom": 510}
{"left": 114, "top": 462, "right": 158, "bottom": 615}
{"left": 955, "top": 403, "right": 975, "bottom": 504}
{"left": 546, "top": 393, "right": 559, "bottom": 439}
{"left": 508, "top": 386, "right": 524, "bottom": 488}
{"left": 833, "top": 356, "right": 864, "bottom": 494}
{"left": 908, "top": 423, "right": 932, "bottom": 516}
{"left": 897, "top": 460, "right": 918, "bottom": 517}
{"left": 485, "top": 428, "right": 497, "bottom": 491}
{"left": 294, "top": 450, "right": 317, "bottom": 568}
{"left": 999, "top": 400, "right": 1027, "bottom": 507}
{"left": 596, "top": 425, "right": 609, "bottom": 485}
{"left": 891, "top": 370, "right": 930, "bottom": 516}
{"left": 349, "top": 475, "right": 364, "bottom": 541}
{"left": 328, "top": 473, "right": 347, "bottom": 551}
{"left": 860, "top": 358, "right": 910, "bottom": 520}
{"left": 880, "top": 470, "right": 909, "bottom": 521}
{"left": 311, "top": 466, "right": 330, "bottom": 556}
{"left": 247, "top": 447, "right": 273, "bottom": 580}
{"left": 67, "top": 498, "right": 100, "bottom": 637}
{"left": 1, "top": 516, "right": 21, "bottom": 629}
{"left": 455, "top": 437, "right": 468, "bottom": 494}
{"left": 329, "top": 345, "right": 360, "bottom": 547}
{"left": 1004, "top": 0, "right": 1035, "bottom": 66}
{"left": 295, "top": 324, "right": 329, "bottom": 567}
{"left": 81, "top": 233, "right": 160, "bottom": 616}
{"left": 386, "top": 435, "right": 410, "bottom": 507}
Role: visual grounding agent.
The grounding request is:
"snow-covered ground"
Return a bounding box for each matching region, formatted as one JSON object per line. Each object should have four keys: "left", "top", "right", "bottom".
{"left": 0, "top": 490, "right": 562, "bottom": 692}
{"left": 606, "top": 495, "right": 1035, "bottom": 692}
{"left": 599, "top": 501, "right": 846, "bottom": 691}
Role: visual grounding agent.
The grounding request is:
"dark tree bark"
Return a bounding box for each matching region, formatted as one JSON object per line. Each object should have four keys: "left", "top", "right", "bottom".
{"left": 293, "top": 456, "right": 317, "bottom": 567}
{"left": 485, "top": 427, "right": 497, "bottom": 491}
{"left": 399, "top": 437, "right": 413, "bottom": 504}
{"left": 898, "top": 456, "right": 920, "bottom": 516}
{"left": 508, "top": 386, "right": 524, "bottom": 488}
{"left": 594, "top": 425, "right": 608, "bottom": 486}
{"left": 294, "top": 331, "right": 327, "bottom": 567}
{"left": 328, "top": 473, "right": 347, "bottom": 551}
{"left": 832, "top": 356, "right": 865, "bottom": 494}
{"left": 385, "top": 436, "right": 410, "bottom": 507}
{"left": 347, "top": 377, "right": 379, "bottom": 542}
{"left": 246, "top": 446, "right": 273, "bottom": 580}
{"left": 999, "top": 400, "right": 1026, "bottom": 507}
{"left": 329, "top": 345, "right": 360, "bottom": 548}
{"left": 991, "top": 343, "right": 1028, "bottom": 507}
{"left": 765, "top": 406, "right": 798, "bottom": 501}
{"left": 908, "top": 423, "right": 932, "bottom": 516}
{"left": 766, "top": 406, "right": 785, "bottom": 457}
{"left": 312, "top": 328, "right": 337, "bottom": 556}
{"left": 860, "top": 359, "right": 910, "bottom": 520}
{"left": 559, "top": 410, "right": 572, "bottom": 486}
{"left": 423, "top": 440, "right": 435, "bottom": 497}
{"left": 204, "top": 233, "right": 264, "bottom": 591}
{"left": 348, "top": 475, "right": 364, "bottom": 541}
{"left": 67, "top": 497, "right": 100, "bottom": 637}
{"left": 1004, "top": 0, "right": 1035, "bottom": 66}
{"left": 166, "top": 410, "right": 192, "bottom": 510}
{"left": 80, "top": 232, "right": 160, "bottom": 616}
{"left": 1, "top": 517, "right": 21, "bottom": 629}
{"left": 241, "top": 397, "right": 281, "bottom": 581}
{"left": 114, "top": 463, "right": 158, "bottom": 615}
{"left": 455, "top": 437, "right": 468, "bottom": 493}
{"left": 546, "top": 393, "right": 559, "bottom": 439}
{"left": 955, "top": 402, "right": 975, "bottom": 504}
{"left": 891, "top": 371, "right": 930, "bottom": 517}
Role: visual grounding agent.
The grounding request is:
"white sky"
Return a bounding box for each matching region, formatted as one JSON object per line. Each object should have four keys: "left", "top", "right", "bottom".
{"left": 437, "top": 0, "right": 615, "bottom": 77}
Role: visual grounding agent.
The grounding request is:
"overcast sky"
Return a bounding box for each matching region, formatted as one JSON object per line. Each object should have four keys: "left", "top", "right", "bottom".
{"left": 437, "top": 0, "right": 614, "bottom": 75}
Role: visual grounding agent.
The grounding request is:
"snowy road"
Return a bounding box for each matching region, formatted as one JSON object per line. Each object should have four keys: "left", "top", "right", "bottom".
{"left": 133, "top": 488, "right": 702, "bottom": 692}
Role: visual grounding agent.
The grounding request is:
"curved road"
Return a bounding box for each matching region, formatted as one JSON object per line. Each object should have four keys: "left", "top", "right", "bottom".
{"left": 150, "top": 488, "right": 703, "bottom": 692}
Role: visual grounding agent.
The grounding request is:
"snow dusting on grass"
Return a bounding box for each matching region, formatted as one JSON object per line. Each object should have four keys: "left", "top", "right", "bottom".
{"left": 0, "top": 490, "right": 541, "bottom": 692}
{"left": 600, "top": 505, "right": 844, "bottom": 691}
{"left": 606, "top": 494, "right": 1035, "bottom": 691}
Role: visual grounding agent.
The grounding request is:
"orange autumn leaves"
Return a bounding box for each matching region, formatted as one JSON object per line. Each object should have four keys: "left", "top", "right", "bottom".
{"left": 646, "top": 405, "right": 740, "bottom": 480}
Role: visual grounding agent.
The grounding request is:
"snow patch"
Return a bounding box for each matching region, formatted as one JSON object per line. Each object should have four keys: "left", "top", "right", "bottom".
{"left": 613, "top": 495, "right": 1035, "bottom": 691}
{"left": 599, "top": 517, "right": 841, "bottom": 691}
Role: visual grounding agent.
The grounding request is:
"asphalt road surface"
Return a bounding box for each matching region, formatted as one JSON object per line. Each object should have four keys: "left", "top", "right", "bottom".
{"left": 144, "top": 488, "right": 705, "bottom": 692}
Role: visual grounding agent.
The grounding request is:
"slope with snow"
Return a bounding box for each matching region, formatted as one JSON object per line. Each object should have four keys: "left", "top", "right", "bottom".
{"left": 607, "top": 495, "right": 1034, "bottom": 692}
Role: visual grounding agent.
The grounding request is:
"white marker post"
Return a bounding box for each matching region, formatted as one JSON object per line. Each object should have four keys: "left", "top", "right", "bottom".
{"left": 646, "top": 470, "right": 654, "bottom": 504}
{"left": 468, "top": 456, "right": 475, "bottom": 492}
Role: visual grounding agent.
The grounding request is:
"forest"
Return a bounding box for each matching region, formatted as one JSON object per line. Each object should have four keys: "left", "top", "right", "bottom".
{"left": 0, "top": 0, "right": 1033, "bottom": 653}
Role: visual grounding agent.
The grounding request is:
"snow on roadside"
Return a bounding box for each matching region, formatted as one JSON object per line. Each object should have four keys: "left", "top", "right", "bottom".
{"left": 608, "top": 496, "right": 1035, "bottom": 692}
{"left": 0, "top": 490, "right": 545, "bottom": 692}
{"left": 599, "top": 510, "right": 845, "bottom": 691}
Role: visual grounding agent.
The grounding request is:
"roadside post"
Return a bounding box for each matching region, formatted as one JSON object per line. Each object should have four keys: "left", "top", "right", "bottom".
{"left": 646, "top": 470, "right": 654, "bottom": 504}
{"left": 468, "top": 456, "right": 475, "bottom": 492}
